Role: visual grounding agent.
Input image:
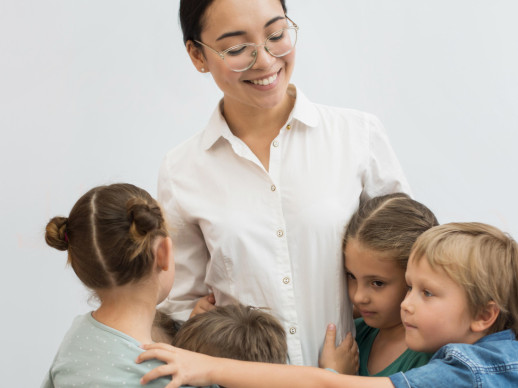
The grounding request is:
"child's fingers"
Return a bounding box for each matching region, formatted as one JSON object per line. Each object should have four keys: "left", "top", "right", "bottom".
{"left": 140, "top": 364, "right": 178, "bottom": 386}
{"left": 323, "top": 323, "right": 337, "bottom": 347}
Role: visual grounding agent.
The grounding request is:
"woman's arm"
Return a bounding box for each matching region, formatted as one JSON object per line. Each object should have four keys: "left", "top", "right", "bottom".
{"left": 137, "top": 344, "right": 394, "bottom": 388}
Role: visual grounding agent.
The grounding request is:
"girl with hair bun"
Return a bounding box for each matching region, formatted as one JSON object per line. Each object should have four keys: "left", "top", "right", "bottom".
{"left": 42, "top": 183, "right": 215, "bottom": 388}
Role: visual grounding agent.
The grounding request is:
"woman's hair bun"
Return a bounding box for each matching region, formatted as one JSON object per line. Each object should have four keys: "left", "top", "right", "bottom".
{"left": 45, "top": 216, "right": 69, "bottom": 251}
{"left": 127, "top": 198, "right": 164, "bottom": 238}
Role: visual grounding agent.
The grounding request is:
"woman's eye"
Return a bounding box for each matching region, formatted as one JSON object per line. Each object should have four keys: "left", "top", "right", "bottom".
{"left": 372, "top": 280, "right": 384, "bottom": 287}
{"left": 346, "top": 272, "right": 356, "bottom": 280}
{"left": 226, "top": 45, "right": 247, "bottom": 56}
{"left": 268, "top": 30, "right": 285, "bottom": 41}
{"left": 423, "top": 290, "right": 433, "bottom": 297}
{"left": 406, "top": 285, "right": 412, "bottom": 292}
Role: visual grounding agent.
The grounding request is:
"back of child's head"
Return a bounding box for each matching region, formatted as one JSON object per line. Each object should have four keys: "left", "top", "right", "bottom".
{"left": 411, "top": 222, "right": 518, "bottom": 337}
{"left": 344, "top": 193, "right": 439, "bottom": 268}
{"left": 173, "top": 304, "right": 288, "bottom": 364}
{"left": 45, "top": 183, "right": 168, "bottom": 290}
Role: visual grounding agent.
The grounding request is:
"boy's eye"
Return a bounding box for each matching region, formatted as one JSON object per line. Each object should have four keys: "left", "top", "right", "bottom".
{"left": 423, "top": 290, "right": 433, "bottom": 297}
{"left": 346, "top": 272, "right": 356, "bottom": 280}
{"left": 372, "top": 280, "right": 384, "bottom": 287}
{"left": 406, "top": 285, "right": 412, "bottom": 292}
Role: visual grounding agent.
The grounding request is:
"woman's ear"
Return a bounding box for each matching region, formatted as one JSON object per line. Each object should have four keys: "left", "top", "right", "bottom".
{"left": 186, "top": 40, "right": 208, "bottom": 73}
{"left": 471, "top": 301, "right": 500, "bottom": 333}
{"left": 155, "top": 236, "right": 173, "bottom": 271}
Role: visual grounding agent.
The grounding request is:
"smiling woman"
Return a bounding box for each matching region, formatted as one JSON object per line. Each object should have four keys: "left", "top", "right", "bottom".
{"left": 157, "top": 0, "right": 411, "bottom": 366}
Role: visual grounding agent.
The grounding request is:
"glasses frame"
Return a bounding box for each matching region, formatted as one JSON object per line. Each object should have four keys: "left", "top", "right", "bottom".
{"left": 194, "top": 16, "right": 299, "bottom": 73}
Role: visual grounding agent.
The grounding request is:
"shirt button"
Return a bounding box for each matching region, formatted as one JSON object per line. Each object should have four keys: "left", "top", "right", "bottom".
{"left": 286, "top": 124, "right": 292, "bottom": 130}
{"left": 272, "top": 140, "right": 279, "bottom": 147}
{"left": 276, "top": 229, "right": 284, "bottom": 238}
{"left": 282, "top": 276, "right": 290, "bottom": 284}
{"left": 271, "top": 185, "right": 276, "bottom": 192}
{"left": 289, "top": 327, "right": 296, "bottom": 334}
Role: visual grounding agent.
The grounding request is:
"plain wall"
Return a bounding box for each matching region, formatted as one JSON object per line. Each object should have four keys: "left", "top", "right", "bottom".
{"left": 1, "top": 1, "right": 517, "bottom": 386}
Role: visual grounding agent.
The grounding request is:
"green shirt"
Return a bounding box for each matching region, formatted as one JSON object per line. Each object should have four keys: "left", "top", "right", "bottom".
{"left": 355, "top": 318, "right": 432, "bottom": 377}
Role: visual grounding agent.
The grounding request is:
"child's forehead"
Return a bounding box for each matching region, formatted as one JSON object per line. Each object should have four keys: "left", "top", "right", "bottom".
{"left": 406, "top": 255, "right": 447, "bottom": 280}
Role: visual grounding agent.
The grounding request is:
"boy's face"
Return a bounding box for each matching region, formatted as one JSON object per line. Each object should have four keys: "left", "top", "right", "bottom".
{"left": 401, "top": 256, "right": 480, "bottom": 353}
{"left": 345, "top": 238, "right": 408, "bottom": 331}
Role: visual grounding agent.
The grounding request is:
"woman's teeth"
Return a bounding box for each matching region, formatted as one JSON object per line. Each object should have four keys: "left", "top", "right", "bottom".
{"left": 250, "top": 73, "right": 277, "bottom": 86}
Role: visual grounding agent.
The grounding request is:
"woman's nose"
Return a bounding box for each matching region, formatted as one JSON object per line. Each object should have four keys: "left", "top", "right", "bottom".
{"left": 250, "top": 45, "right": 276, "bottom": 70}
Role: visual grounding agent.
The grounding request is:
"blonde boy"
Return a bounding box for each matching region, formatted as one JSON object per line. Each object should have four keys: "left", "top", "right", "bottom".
{"left": 138, "top": 222, "right": 518, "bottom": 388}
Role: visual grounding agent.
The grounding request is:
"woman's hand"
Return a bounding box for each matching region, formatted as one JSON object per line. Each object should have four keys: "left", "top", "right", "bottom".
{"left": 190, "top": 293, "right": 216, "bottom": 318}
{"left": 319, "top": 324, "right": 359, "bottom": 375}
{"left": 137, "top": 343, "right": 216, "bottom": 387}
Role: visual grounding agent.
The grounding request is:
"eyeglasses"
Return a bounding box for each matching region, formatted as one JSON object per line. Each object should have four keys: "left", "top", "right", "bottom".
{"left": 195, "top": 16, "right": 299, "bottom": 72}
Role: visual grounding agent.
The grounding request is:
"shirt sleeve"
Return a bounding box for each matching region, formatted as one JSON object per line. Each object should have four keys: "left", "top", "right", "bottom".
{"left": 157, "top": 156, "right": 211, "bottom": 322}
{"left": 361, "top": 114, "right": 412, "bottom": 202}
{"left": 40, "top": 371, "right": 54, "bottom": 388}
{"left": 389, "top": 356, "right": 474, "bottom": 388}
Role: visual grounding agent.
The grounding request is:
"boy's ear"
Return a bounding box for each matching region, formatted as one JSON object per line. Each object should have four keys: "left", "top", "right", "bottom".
{"left": 471, "top": 301, "right": 500, "bottom": 333}
{"left": 155, "top": 237, "right": 173, "bottom": 272}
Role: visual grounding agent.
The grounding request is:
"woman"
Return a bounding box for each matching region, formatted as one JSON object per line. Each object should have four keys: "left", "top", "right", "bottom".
{"left": 158, "top": 0, "right": 410, "bottom": 366}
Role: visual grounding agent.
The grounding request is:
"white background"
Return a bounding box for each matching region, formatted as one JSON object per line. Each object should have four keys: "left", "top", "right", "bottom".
{"left": 1, "top": 1, "right": 517, "bottom": 386}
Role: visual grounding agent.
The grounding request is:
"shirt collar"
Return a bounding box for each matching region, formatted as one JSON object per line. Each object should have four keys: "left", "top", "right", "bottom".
{"left": 201, "top": 84, "right": 320, "bottom": 150}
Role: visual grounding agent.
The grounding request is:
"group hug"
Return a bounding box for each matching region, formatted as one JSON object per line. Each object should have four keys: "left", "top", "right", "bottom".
{"left": 41, "top": 0, "right": 518, "bottom": 387}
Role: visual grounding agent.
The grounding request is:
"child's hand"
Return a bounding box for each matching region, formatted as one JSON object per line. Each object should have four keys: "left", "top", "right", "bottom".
{"left": 190, "top": 293, "right": 216, "bottom": 318}
{"left": 319, "top": 324, "right": 359, "bottom": 375}
{"left": 136, "top": 343, "right": 215, "bottom": 387}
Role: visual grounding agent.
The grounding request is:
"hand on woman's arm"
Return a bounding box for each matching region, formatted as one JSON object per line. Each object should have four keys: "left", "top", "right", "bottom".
{"left": 319, "top": 324, "right": 359, "bottom": 375}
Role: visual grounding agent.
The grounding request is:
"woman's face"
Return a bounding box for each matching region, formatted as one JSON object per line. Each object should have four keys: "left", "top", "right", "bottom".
{"left": 190, "top": 0, "right": 295, "bottom": 112}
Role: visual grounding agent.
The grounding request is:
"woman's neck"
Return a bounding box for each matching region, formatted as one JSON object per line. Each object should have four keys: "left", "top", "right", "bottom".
{"left": 222, "top": 89, "right": 295, "bottom": 141}
{"left": 221, "top": 89, "right": 295, "bottom": 171}
{"left": 92, "top": 281, "right": 158, "bottom": 344}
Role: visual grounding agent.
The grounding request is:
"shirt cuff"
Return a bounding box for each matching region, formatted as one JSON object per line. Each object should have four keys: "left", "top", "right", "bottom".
{"left": 389, "top": 372, "right": 411, "bottom": 388}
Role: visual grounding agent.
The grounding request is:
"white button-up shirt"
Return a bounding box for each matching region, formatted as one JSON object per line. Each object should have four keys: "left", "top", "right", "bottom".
{"left": 157, "top": 85, "right": 410, "bottom": 366}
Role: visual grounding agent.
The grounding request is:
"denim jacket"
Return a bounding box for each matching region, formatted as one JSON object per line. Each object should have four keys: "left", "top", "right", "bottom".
{"left": 389, "top": 330, "right": 518, "bottom": 387}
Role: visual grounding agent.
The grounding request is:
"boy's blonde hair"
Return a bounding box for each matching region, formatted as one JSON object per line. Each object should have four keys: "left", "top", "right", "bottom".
{"left": 411, "top": 222, "right": 518, "bottom": 337}
{"left": 173, "top": 304, "right": 288, "bottom": 364}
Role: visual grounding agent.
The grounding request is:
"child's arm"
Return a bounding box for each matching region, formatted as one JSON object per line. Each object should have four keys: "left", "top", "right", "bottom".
{"left": 137, "top": 343, "right": 394, "bottom": 388}
{"left": 318, "top": 324, "right": 359, "bottom": 375}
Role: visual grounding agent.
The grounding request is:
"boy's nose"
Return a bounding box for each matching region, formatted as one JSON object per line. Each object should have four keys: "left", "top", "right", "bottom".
{"left": 400, "top": 293, "right": 413, "bottom": 313}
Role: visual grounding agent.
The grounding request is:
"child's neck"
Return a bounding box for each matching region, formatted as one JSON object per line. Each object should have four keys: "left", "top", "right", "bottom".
{"left": 92, "top": 281, "right": 158, "bottom": 344}
{"left": 368, "top": 323, "right": 408, "bottom": 375}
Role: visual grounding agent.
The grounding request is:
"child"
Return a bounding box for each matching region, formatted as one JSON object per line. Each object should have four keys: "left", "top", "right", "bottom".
{"left": 137, "top": 222, "right": 518, "bottom": 387}
{"left": 173, "top": 304, "right": 288, "bottom": 364}
{"left": 41, "top": 183, "right": 216, "bottom": 388}
{"left": 338, "top": 193, "right": 437, "bottom": 376}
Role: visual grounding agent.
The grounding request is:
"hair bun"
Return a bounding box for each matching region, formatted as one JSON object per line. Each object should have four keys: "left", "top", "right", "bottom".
{"left": 45, "top": 217, "right": 69, "bottom": 251}
{"left": 127, "top": 198, "right": 163, "bottom": 238}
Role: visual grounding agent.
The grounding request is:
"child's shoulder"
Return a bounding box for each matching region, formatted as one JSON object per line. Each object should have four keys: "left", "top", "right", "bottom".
{"left": 434, "top": 330, "right": 517, "bottom": 369}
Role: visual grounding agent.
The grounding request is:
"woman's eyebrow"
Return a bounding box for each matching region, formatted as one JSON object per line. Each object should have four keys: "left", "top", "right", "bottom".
{"left": 216, "top": 16, "right": 286, "bottom": 41}
{"left": 264, "top": 15, "right": 285, "bottom": 28}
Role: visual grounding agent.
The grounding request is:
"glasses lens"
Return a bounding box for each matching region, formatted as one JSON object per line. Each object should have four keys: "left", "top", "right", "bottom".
{"left": 266, "top": 27, "right": 297, "bottom": 57}
{"left": 223, "top": 44, "right": 258, "bottom": 72}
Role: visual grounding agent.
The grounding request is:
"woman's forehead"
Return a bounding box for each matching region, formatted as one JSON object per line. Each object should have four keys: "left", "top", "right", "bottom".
{"left": 201, "top": 0, "right": 285, "bottom": 37}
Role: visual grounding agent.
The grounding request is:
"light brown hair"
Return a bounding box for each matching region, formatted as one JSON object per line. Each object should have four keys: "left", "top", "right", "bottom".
{"left": 173, "top": 304, "right": 288, "bottom": 364}
{"left": 344, "top": 193, "right": 439, "bottom": 268}
{"left": 410, "top": 222, "right": 518, "bottom": 338}
{"left": 45, "top": 183, "right": 168, "bottom": 290}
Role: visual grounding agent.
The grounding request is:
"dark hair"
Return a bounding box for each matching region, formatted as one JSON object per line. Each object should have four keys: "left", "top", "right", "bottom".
{"left": 45, "top": 183, "right": 168, "bottom": 290}
{"left": 179, "top": 0, "right": 288, "bottom": 45}
{"left": 173, "top": 304, "right": 288, "bottom": 364}
{"left": 344, "top": 193, "right": 439, "bottom": 268}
